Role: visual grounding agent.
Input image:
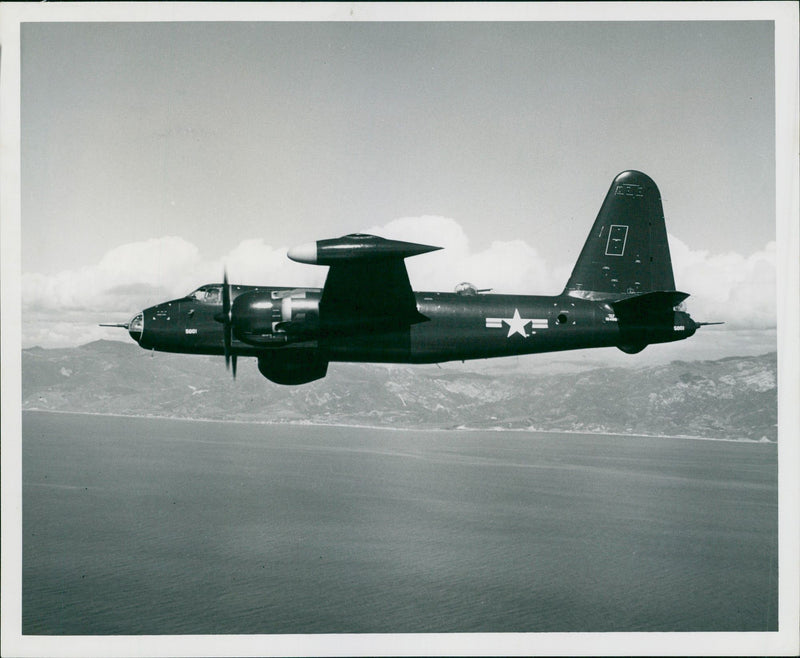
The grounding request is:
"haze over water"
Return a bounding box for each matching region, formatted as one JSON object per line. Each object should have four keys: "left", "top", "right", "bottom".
{"left": 22, "top": 412, "right": 777, "bottom": 634}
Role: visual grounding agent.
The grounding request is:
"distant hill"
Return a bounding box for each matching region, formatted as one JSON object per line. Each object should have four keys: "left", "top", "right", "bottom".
{"left": 21, "top": 340, "right": 777, "bottom": 441}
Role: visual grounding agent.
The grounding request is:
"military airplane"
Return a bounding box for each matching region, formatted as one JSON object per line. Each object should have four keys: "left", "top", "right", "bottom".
{"left": 102, "top": 171, "right": 719, "bottom": 384}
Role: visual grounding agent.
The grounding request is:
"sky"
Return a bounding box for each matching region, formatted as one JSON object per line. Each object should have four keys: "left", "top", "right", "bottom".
{"left": 16, "top": 15, "right": 780, "bottom": 364}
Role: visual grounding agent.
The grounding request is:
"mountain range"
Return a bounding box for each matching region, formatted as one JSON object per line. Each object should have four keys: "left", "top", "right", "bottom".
{"left": 21, "top": 340, "right": 777, "bottom": 441}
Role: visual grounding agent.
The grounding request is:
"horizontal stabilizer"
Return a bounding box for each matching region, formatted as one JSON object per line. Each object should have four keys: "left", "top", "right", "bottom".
{"left": 610, "top": 290, "right": 689, "bottom": 320}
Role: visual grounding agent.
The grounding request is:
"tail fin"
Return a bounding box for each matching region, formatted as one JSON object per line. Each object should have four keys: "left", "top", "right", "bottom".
{"left": 564, "top": 171, "right": 675, "bottom": 300}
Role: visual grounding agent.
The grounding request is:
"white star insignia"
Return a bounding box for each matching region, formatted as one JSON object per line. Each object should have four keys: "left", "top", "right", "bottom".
{"left": 485, "top": 312, "right": 548, "bottom": 337}
{"left": 504, "top": 308, "right": 530, "bottom": 338}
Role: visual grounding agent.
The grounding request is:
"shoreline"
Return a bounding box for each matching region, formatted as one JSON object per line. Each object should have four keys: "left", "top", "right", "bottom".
{"left": 20, "top": 408, "right": 775, "bottom": 445}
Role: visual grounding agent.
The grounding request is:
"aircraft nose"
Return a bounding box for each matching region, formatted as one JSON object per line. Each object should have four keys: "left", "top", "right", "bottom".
{"left": 128, "top": 312, "right": 144, "bottom": 342}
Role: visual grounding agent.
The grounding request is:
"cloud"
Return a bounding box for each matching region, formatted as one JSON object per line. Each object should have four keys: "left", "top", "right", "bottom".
{"left": 363, "top": 215, "right": 566, "bottom": 295}
{"left": 20, "top": 221, "right": 776, "bottom": 347}
{"left": 23, "top": 236, "right": 202, "bottom": 314}
{"left": 223, "top": 239, "right": 323, "bottom": 288}
{"left": 669, "top": 235, "right": 776, "bottom": 328}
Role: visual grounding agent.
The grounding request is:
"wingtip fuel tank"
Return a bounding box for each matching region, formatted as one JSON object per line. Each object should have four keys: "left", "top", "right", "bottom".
{"left": 288, "top": 233, "right": 441, "bottom": 265}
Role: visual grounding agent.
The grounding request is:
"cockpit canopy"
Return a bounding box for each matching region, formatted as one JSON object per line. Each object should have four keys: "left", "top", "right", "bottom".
{"left": 187, "top": 285, "right": 222, "bottom": 303}
{"left": 455, "top": 282, "right": 479, "bottom": 296}
{"left": 455, "top": 282, "right": 491, "bottom": 296}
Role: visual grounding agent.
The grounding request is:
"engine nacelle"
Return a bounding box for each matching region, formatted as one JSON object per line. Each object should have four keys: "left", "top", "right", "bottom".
{"left": 257, "top": 349, "right": 328, "bottom": 385}
{"left": 232, "top": 289, "right": 321, "bottom": 345}
{"left": 275, "top": 289, "right": 321, "bottom": 336}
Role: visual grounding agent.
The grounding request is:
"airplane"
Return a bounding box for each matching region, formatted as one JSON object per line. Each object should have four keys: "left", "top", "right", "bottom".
{"left": 101, "top": 170, "right": 720, "bottom": 385}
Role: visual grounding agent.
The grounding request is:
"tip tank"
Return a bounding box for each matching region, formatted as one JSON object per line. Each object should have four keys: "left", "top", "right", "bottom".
{"left": 288, "top": 233, "right": 441, "bottom": 265}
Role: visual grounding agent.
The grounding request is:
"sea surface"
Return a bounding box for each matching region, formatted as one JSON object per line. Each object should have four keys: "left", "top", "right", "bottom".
{"left": 22, "top": 411, "right": 777, "bottom": 634}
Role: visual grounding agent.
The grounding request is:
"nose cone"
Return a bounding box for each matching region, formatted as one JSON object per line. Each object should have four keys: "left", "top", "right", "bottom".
{"left": 128, "top": 312, "right": 144, "bottom": 342}
{"left": 287, "top": 242, "right": 318, "bottom": 264}
{"left": 99, "top": 312, "right": 144, "bottom": 344}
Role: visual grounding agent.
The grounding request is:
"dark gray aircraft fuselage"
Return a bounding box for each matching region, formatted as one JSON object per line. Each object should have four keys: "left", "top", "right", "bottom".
{"left": 133, "top": 287, "right": 695, "bottom": 363}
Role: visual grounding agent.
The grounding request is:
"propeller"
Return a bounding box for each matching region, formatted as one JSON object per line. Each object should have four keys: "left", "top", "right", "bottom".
{"left": 217, "top": 269, "right": 237, "bottom": 379}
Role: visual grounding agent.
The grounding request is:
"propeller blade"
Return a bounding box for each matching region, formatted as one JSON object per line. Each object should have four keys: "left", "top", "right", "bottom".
{"left": 221, "top": 268, "right": 235, "bottom": 377}
{"left": 696, "top": 321, "right": 725, "bottom": 326}
{"left": 222, "top": 269, "right": 231, "bottom": 323}
{"left": 211, "top": 269, "right": 239, "bottom": 379}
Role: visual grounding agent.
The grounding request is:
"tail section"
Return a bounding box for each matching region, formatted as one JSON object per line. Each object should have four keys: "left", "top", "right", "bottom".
{"left": 562, "top": 171, "right": 707, "bottom": 354}
{"left": 564, "top": 170, "right": 675, "bottom": 300}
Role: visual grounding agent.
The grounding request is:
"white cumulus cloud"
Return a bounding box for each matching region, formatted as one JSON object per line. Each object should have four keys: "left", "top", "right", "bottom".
{"left": 364, "top": 215, "right": 565, "bottom": 295}
{"left": 669, "top": 234, "right": 776, "bottom": 328}
{"left": 23, "top": 236, "right": 203, "bottom": 314}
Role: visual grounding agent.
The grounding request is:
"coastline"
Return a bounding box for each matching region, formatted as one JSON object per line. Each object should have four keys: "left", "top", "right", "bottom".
{"left": 20, "top": 407, "right": 776, "bottom": 444}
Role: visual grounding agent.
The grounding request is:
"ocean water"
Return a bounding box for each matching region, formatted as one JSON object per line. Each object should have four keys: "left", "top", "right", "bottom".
{"left": 22, "top": 411, "right": 777, "bottom": 634}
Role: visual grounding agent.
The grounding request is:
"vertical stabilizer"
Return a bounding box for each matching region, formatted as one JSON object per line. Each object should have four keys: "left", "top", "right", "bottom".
{"left": 564, "top": 171, "right": 675, "bottom": 299}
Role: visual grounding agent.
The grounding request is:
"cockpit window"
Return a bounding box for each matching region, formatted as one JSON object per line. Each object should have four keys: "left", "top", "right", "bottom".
{"left": 189, "top": 285, "right": 222, "bottom": 303}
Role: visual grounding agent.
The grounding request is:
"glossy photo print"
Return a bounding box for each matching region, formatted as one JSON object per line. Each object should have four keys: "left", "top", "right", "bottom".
{"left": 2, "top": 3, "right": 798, "bottom": 658}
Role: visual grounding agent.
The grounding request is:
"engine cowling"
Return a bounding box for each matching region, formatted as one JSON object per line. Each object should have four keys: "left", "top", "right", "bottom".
{"left": 257, "top": 349, "right": 328, "bottom": 385}
{"left": 232, "top": 289, "right": 321, "bottom": 345}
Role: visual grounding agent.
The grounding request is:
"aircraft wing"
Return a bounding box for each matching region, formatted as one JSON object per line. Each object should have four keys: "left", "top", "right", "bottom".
{"left": 288, "top": 233, "right": 441, "bottom": 336}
